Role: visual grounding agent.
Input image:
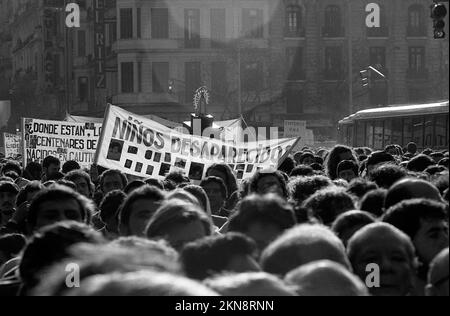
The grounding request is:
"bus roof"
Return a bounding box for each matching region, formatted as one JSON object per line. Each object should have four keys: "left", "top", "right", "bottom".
{"left": 339, "top": 100, "right": 449, "bottom": 125}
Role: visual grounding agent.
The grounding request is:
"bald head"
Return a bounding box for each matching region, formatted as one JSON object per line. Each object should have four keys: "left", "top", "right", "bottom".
{"left": 426, "top": 248, "right": 449, "bottom": 296}
{"left": 285, "top": 260, "right": 369, "bottom": 296}
{"left": 385, "top": 178, "right": 443, "bottom": 209}
{"left": 261, "top": 224, "right": 350, "bottom": 276}
{"left": 348, "top": 223, "right": 417, "bottom": 296}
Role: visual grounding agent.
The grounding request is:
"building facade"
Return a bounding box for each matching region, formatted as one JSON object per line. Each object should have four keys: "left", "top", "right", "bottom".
{"left": 261, "top": 0, "right": 449, "bottom": 139}
{"left": 0, "top": 0, "right": 13, "bottom": 102}
{"left": 2, "top": 0, "right": 448, "bottom": 140}
{"left": 112, "top": 0, "right": 449, "bottom": 139}
{"left": 6, "top": 0, "right": 117, "bottom": 124}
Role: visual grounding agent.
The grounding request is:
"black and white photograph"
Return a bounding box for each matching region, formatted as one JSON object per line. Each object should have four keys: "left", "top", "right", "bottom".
{"left": 0, "top": 0, "right": 448, "bottom": 304}
{"left": 106, "top": 139, "right": 124, "bottom": 161}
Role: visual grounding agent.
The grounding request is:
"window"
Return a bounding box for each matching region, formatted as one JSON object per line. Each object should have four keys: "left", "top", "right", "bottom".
{"left": 211, "top": 9, "right": 226, "bottom": 48}
{"left": 409, "top": 47, "right": 425, "bottom": 71}
{"left": 435, "top": 115, "right": 448, "bottom": 147}
{"left": 286, "top": 88, "right": 303, "bottom": 113}
{"left": 412, "top": 117, "right": 424, "bottom": 148}
{"left": 403, "top": 118, "right": 413, "bottom": 145}
{"left": 369, "top": 47, "right": 386, "bottom": 70}
{"left": 285, "top": 5, "right": 303, "bottom": 37}
{"left": 374, "top": 121, "right": 383, "bottom": 149}
{"left": 120, "top": 8, "right": 133, "bottom": 39}
{"left": 121, "top": 62, "right": 134, "bottom": 93}
{"left": 151, "top": 8, "right": 169, "bottom": 39}
{"left": 152, "top": 62, "right": 169, "bottom": 93}
{"left": 77, "top": 30, "right": 86, "bottom": 57}
{"left": 347, "top": 124, "right": 354, "bottom": 147}
{"left": 185, "top": 62, "right": 201, "bottom": 101}
{"left": 408, "top": 47, "right": 427, "bottom": 80}
{"left": 391, "top": 118, "right": 402, "bottom": 145}
{"left": 137, "top": 62, "right": 142, "bottom": 93}
{"left": 211, "top": 61, "right": 227, "bottom": 97}
{"left": 323, "top": 5, "right": 343, "bottom": 37}
{"left": 324, "top": 46, "right": 343, "bottom": 80}
{"left": 384, "top": 119, "right": 392, "bottom": 146}
{"left": 408, "top": 5, "right": 426, "bottom": 36}
{"left": 78, "top": 77, "right": 88, "bottom": 101}
{"left": 286, "top": 47, "right": 304, "bottom": 80}
{"left": 424, "top": 116, "right": 434, "bottom": 148}
{"left": 185, "top": 9, "right": 200, "bottom": 48}
{"left": 243, "top": 9, "right": 263, "bottom": 38}
{"left": 356, "top": 121, "right": 365, "bottom": 147}
{"left": 366, "top": 121, "right": 374, "bottom": 148}
{"left": 137, "top": 8, "right": 141, "bottom": 39}
{"left": 241, "top": 61, "right": 263, "bottom": 92}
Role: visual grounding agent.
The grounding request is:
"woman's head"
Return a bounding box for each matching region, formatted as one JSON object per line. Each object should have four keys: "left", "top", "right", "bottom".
{"left": 145, "top": 200, "right": 213, "bottom": 250}
{"left": 326, "top": 145, "right": 358, "bottom": 180}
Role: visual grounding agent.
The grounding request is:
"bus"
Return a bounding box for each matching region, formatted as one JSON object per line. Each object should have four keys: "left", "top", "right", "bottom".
{"left": 338, "top": 101, "right": 449, "bottom": 151}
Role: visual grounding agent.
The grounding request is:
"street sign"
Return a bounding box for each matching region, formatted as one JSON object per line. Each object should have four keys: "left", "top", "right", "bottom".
{"left": 94, "top": 0, "right": 106, "bottom": 88}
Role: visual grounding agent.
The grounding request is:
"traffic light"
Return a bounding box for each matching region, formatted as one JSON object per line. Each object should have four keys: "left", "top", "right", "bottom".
{"left": 360, "top": 69, "right": 371, "bottom": 88}
{"left": 431, "top": 2, "right": 447, "bottom": 39}
{"left": 168, "top": 80, "right": 174, "bottom": 94}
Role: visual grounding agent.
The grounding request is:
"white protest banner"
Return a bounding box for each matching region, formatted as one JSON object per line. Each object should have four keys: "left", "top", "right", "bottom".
{"left": 65, "top": 114, "right": 104, "bottom": 124}
{"left": 22, "top": 118, "right": 102, "bottom": 168}
{"left": 3, "top": 133, "right": 21, "bottom": 159}
{"left": 284, "top": 120, "right": 307, "bottom": 138}
{"left": 95, "top": 105, "right": 299, "bottom": 180}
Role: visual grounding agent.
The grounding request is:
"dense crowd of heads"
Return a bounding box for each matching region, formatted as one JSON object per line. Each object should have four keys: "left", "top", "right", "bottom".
{"left": 0, "top": 141, "right": 448, "bottom": 296}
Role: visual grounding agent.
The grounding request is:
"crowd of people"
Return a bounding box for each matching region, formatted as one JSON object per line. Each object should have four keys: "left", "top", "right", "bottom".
{"left": 0, "top": 141, "right": 448, "bottom": 296}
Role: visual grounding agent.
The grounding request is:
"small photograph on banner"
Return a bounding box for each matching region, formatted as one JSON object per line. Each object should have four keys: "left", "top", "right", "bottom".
{"left": 189, "top": 162, "right": 205, "bottom": 181}
{"left": 107, "top": 140, "right": 124, "bottom": 161}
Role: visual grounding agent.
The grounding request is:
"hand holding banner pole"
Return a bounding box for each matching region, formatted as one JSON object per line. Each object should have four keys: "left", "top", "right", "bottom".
{"left": 93, "top": 103, "right": 112, "bottom": 165}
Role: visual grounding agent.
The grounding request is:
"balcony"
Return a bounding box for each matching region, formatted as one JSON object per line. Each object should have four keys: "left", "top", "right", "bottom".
{"left": 115, "top": 92, "right": 178, "bottom": 106}
{"left": 407, "top": 26, "right": 427, "bottom": 38}
{"left": 406, "top": 68, "right": 429, "bottom": 80}
{"left": 367, "top": 27, "right": 389, "bottom": 38}
{"left": 284, "top": 28, "right": 306, "bottom": 38}
{"left": 114, "top": 38, "right": 181, "bottom": 51}
{"left": 322, "top": 27, "right": 345, "bottom": 38}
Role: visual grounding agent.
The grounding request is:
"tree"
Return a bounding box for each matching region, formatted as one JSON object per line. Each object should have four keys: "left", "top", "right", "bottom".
{"left": 201, "top": 40, "right": 286, "bottom": 120}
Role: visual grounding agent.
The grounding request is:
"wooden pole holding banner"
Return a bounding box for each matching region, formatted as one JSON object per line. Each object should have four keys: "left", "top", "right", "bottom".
{"left": 21, "top": 117, "right": 26, "bottom": 166}
{"left": 93, "top": 103, "right": 112, "bottom": 165}
{"left": 277, "top": 136, "right": 302, "bottom": 169}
